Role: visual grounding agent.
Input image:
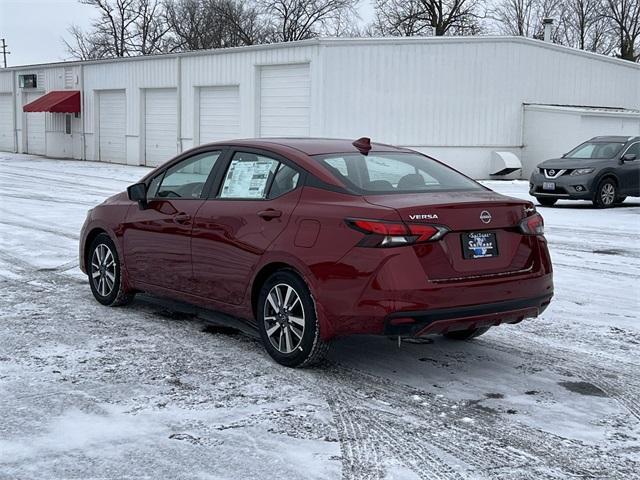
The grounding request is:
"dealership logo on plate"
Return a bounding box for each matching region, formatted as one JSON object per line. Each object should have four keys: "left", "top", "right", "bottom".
{"left": 480, "top": 210, "right": 492, "bottom": 224}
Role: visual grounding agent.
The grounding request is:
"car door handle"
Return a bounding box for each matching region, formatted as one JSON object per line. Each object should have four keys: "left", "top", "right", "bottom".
{"left": 174, "top": 213, "right": 191, "bottom": 224}
{"left": 257, "top": 209, "right": 282, "bottom": 220}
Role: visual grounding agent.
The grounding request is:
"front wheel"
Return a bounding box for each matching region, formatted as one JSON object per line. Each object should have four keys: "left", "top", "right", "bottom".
{"left": 257, "top": 270, "right": 329, "bottom": 368}
{"left": 536, "top": 197, "right": 557, "bottom": 207}
{"left": 443, "top": 326, "right": 491, "bottom": 340}
{"left": 593, "top": 179, "right": 617, "bottom": 208}
{"left": 88, "top": 233, "right": 135, "bottom": 306}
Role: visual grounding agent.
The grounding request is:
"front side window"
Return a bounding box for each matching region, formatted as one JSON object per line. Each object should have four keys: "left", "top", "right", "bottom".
{"left": 219, "top": 152, "right": 299, "bottom": 199}
{"left": 566, "top": 142, "right": 625, "bottom": 159}
{"left": 316, "top": 152, "right": 483, "bottom": 194}
{"left": 624, "top": 143, "right": 639, "bottom": 157}
{"left": 151, "top": 151, "right": 221, "bottom": 199}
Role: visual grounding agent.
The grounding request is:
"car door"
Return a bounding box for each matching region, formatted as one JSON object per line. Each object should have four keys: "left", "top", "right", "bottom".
{"left": 619, "top": 142, "right": 640, "bottom": 195}
{"left": 191, "top": 149, "right": 304, "bottom": 304}
{"left": 123, "top": 149, "right": 225, "bottom": 292}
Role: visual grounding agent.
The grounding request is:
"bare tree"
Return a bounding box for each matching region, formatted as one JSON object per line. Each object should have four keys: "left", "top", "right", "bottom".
{"left": 65, "top": 0, "right": 173, "bottom": 59}
{"left": 371, "top": 0, "right": 483, "bottom": 37}
{"left": 165, "top": 0, "right": 269, "bottom": 50}
{"left": 259, "top": 0, "right": 359, "bottom": 41}
{"left": 555, "top": 0, "right": 614, "bottom": 53}
{"left": 603, "top": 0, "right": 640, "bottom": 61}
{"left": 130, "top": 0, "right": 174, "bottom": 55}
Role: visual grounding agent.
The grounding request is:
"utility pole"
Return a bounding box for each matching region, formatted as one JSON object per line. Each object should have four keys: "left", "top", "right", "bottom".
{"left": 1, "top": 39, "right": 10, "bottom": 68}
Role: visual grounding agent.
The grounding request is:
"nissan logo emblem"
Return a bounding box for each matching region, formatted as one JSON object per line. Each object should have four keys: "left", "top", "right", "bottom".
{"left": 480, "top": 210, "right": 492, "bottom": 224}
{"left": 548, "top": 169, "right": 556, "bottom": 176}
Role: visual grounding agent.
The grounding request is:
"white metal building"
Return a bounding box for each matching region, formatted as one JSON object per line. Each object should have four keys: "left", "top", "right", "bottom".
{"left": 0, "top": 36, "right": 639, "bottom": 179}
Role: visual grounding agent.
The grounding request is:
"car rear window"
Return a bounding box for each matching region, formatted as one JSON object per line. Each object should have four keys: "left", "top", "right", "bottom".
{"left": 317, "top": 152, "right": 484, "bottom": 194}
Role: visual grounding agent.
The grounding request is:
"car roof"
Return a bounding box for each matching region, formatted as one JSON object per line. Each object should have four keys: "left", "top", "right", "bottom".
{"left": 206, "top": 137, "right": 412, "bottom": 156}
{"left": 192, "top": 137, "right": 415, "bottom": 188}
{"left": 589, "top": 135, "right": 639, "bottom": 143}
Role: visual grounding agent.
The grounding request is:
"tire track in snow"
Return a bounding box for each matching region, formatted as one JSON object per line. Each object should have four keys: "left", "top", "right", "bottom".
{"left": 320, "top": 366, "right": 639, "bottom": 479}
{"left": 479, "top": 336, "right": 640, "bottom": 423}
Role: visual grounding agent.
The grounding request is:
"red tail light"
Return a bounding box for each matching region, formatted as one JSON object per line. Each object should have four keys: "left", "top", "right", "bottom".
{"left": 347, "top": 219, "right": 448, "bottom": 247}
{"left": 519, "top": 213, "right": 544, "bottom": 235}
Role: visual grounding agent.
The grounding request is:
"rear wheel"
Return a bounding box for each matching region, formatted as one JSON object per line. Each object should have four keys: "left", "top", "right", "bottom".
{"left": 443, "top": 326, "right": 491, "bottom": 340}
{"left": 257, "top": 270, "right": 329, "bottom": 368}
{"left": 593, "top": 179, "right": 617, "bottom": 208}
{"left": 536, "top": 197, "right": 557, "bottom": 207}
{"left": 88, "top": 233, "right": 135, "bottom": 306}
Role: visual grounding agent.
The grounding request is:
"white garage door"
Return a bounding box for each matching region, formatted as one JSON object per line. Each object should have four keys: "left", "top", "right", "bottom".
{"left": 0, "top": 94, "right": 13, "bottom": 151}
{"left": 199, "top": 86, "right": 240, "bottom": 144}
{"left": 145, "top": 88, "right": 177, "bottom": 167}
{"left": 25, "top": 92, "right": 45, "bottom": 155}
{"left": 98, "top": 90, "right": 126, "bottom": 164}
{"left": 259, "top": 64, "right": 310, "bottom": 137}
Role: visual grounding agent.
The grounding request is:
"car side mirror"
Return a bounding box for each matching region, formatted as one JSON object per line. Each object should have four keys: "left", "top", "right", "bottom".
{"left": 127, "top": 182, "right": 148, "bottom": 209}
{"left": 622, "top": 153, "right": 637, "bottom": 162}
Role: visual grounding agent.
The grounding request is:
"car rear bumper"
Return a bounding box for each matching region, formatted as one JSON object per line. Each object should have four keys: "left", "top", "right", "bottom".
{"left": 383, "top": 294, "right": 553, "bottom": 336}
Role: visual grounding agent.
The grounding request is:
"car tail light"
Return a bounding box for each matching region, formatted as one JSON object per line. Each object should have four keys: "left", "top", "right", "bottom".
{"left": 519, "top": 213, "right": 544, "bottom": 235}
{"left": 347, "top": 219, "right": 448, "bottom": 247}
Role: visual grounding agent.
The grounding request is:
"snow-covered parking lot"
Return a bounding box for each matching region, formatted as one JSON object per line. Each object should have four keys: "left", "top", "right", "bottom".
{"left": 1, "top": 152, "right": 639, "bottom": 480}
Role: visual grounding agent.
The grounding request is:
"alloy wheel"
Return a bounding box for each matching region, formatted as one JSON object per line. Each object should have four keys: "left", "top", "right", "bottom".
{"left": 600, "top": 183, "right": 615, "bottom": 206}
{"left": 91, "top": 243, "right": 116, "bottom": 297}
{"left": 263, "top": 283, "right": 305, "bottom": 354}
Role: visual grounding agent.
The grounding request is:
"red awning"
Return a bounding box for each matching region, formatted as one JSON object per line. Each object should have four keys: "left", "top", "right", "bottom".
{"left": 23, "top": 90, "right": 81, "bottom": 113}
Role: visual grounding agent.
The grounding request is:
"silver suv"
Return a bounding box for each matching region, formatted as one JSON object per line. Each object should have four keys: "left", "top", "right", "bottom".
{"left": 529, "top": 136, "right": 640, "bottom": 208}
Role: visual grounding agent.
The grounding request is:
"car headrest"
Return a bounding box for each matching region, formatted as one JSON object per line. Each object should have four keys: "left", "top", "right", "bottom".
{"left": 397, "top": 173, "right": 426, "bottom": 190}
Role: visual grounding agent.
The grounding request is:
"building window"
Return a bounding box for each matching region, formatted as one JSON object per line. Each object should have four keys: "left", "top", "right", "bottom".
{"left": 65, "top": 114, "right": 72, "bottom": 135}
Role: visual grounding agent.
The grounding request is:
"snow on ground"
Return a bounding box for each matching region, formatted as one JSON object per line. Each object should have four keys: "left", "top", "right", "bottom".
{"left": 0, "top": 153, "right": 639, "bottom": 479}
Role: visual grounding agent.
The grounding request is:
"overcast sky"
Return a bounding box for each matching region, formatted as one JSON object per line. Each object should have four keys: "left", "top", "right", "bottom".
{"left": 0, "top": 0, "right": 375, "bottom": 67}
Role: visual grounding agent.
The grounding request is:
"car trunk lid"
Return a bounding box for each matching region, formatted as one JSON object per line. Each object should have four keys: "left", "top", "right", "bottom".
{"left": 363, "top": 190, "right": 538, "bottom": 281}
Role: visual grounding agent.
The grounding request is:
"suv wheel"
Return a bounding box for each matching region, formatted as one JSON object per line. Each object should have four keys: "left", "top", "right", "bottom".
{"left": 88, "top": 233, "right": 135, "bottom": 306}
{"left": 593, "top": 179, "right": 617, "bottom": 208}
{"left": 257, "top": 270, "right": 329, "bottom": 368}
{"left": 443, "top": 326, "right": 491, "bottom": 340}
{"left": 537, "top": 197, "right": 557, "bottom": 207}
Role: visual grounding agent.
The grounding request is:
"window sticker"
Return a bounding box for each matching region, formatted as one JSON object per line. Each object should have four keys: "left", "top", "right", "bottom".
{"left": 221, "top": 158, "right": 276, "bottom": 198}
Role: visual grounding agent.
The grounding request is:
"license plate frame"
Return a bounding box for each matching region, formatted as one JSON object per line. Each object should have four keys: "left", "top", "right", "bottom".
{"left": 543, "top": 181, "right": 556, "bottom": 190}
{"left": 461, "top": 231, "right": 499, "bottom": 259}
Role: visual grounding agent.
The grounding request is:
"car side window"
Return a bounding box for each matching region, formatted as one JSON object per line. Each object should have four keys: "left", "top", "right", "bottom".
{"left": 268, "top": 163, "right": 300, "bottom": 199}
{"left": 147, "top": 173, "right": 163, "bottom": 200}
{"left": 625, "top": 143, "right": 640, "bottom": 157}
{"left": 220, "top": 152, "right": 297, "bottom": 199}
{"left": 153, "top": 151, "right": 221, "bottom": 199}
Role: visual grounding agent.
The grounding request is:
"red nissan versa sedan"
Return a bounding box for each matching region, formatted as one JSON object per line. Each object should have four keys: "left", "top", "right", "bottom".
{"left": 80, "top": 138, "right": 553, "bottom": 367}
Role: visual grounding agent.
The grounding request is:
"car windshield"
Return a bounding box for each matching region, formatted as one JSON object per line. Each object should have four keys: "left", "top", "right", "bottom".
{"left": 566, "top": 142, "right": 625, "bottom": 159}
{"left": 316, "top": 152, "right": 484, "bottom": 194}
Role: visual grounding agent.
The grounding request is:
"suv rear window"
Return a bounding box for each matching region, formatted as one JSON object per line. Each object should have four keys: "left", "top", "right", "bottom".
{"left": 317, "top": 152, "right": 483, "bottom": 194}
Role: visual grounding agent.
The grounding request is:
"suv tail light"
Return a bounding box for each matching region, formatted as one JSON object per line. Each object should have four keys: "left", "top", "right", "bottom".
{"left": 519, "top": 213, "right": 545, "bottom": 235}
{"left": 346, "top": 219, "right": 448, "bottom": 247}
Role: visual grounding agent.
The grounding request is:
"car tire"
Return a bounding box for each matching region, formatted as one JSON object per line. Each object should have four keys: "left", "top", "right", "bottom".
{"left": 88, "top": 233, "right": 135, "bottom": 306}
{"left": 257, "top": 270, "right": 330, "bottom": 368}
{"left": 536, "top": 197, "right": 557, "bottom": 207}
{"left": 593, "top": 179, "right": 617, "bottom": 208}
{"left": 615, "top": 196, "right": 627, "bottom": 204}
{"left": 443, "top": 326, "right": 491, "bottom": 340}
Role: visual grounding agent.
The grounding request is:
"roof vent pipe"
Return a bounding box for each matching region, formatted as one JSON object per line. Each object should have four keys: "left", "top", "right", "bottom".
{"left": 542, "top": 18, "right": 554, "bottom": 43}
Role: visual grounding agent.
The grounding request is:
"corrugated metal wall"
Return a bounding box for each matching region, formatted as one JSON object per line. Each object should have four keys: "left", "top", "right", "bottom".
{"left": 319, "top": 38, "right": 640, "bottom": 148}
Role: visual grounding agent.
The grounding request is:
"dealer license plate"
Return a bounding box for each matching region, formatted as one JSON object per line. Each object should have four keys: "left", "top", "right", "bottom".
{"left": 461, "top": 232, "right": 499, "bottom": 259}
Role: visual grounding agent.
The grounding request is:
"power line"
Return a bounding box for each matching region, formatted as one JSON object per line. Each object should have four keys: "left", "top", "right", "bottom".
{"left": 1, "top": 39, "right": 10, "bottom": 68}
